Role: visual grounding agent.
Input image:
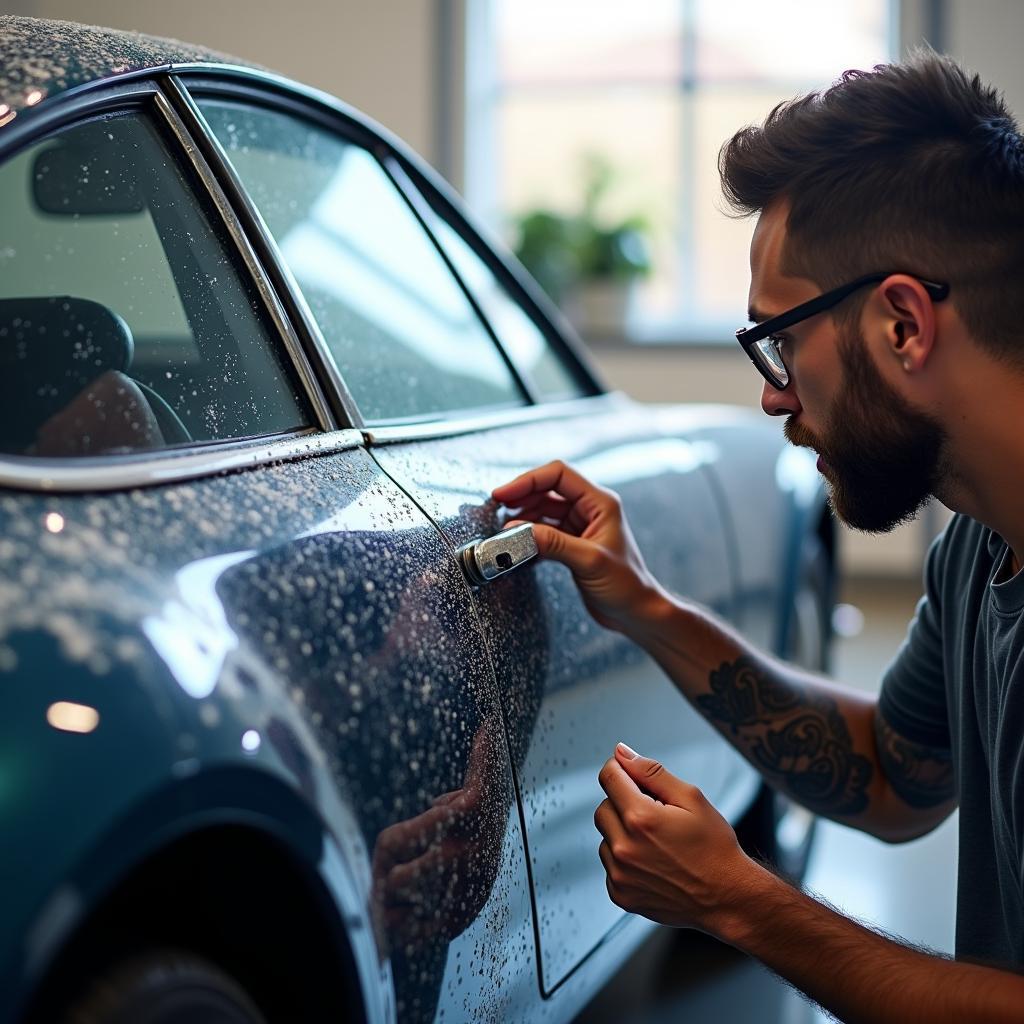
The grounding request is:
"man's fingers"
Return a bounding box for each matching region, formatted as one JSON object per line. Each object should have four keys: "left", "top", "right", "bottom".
{"left": 382, "top": 844, "right": 452, "bottom": 903}
{"left": 508, "top": 490, "right": 571, "bottom": 513}
{"left": 598, "top": 754, "right": 647, "bottom": 810}
{"left": 614, "top": 743, "right": 702, "bottom": 810}
{"left": 594, "top": 797, "right": 627, "bottom": 845}
{"left": 462, "top": 716, "right": 499, "bottom": 793}
{"left": 509, "top": 494, "right": 575, "bottom": 525}
{"left": 372, "top": 803, "right": 449, "bottom": 876}
{"left": 529, "top": 522, "right": 603, "bottom": 575}
{"left": 492, "top": 460, "right": 605, "bottom": 508}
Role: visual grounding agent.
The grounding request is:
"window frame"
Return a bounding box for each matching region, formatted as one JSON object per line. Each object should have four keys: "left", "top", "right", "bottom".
{"left": 182, "top": 79, "right": 531, "bottom": 424}
{"left": 379, "top": 140, "right": 603, "bottom": 403}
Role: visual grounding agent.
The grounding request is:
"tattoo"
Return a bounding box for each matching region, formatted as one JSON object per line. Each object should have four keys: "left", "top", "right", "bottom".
{"left": 696, "top": 656, "right": 873, "bottom": 816}
{"left": 873, "top": 710, "right": 954, "bottom": 809}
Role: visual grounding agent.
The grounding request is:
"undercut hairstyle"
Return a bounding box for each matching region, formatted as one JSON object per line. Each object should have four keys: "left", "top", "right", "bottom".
{"left": 719, "top": 50, "right": 1024, "bottom": 363}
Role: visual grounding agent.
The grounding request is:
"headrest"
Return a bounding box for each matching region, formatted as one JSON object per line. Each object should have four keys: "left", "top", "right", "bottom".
{"left": 0, "top": 296, "right": 135, "bottom": 454}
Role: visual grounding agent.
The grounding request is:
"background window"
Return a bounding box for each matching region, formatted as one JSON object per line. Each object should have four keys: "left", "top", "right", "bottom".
{"left": 200, "top": 100, "right": 528, "bottom": 423}
{"left": 0, "top": 110, "right": 312, "bottom": 458}
{"left": 464, "top": 0, "right": 895, "bottom": 343}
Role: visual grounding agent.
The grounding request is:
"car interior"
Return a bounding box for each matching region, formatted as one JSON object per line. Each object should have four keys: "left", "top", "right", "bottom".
{"left": 0, "top": 108, "right": 311, "bottom": 458}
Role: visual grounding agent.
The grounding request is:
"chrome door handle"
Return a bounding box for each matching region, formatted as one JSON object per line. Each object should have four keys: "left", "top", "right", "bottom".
{"left": 459, "top": 523, "right": 538, "bottom": 585}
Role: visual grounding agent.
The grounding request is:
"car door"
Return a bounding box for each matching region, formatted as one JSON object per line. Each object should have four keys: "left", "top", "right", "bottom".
{"left": 192, "top": 85, "right": 739, "bottom": 995}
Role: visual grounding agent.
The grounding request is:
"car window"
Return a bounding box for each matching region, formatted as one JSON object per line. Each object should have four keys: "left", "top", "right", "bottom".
{"left": 0, "top": 109, "right": 313, "bottom": 459}
{"left": 429, "top": 217, "right": 587, "bottom": 401}
{"left": 197, "top": 99, "right": 527, "bottom": 424}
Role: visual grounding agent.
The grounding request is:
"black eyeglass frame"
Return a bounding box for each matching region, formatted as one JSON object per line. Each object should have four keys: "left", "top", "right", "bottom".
{"left": 735, "top": 272, "right": 950, "bottom": 390}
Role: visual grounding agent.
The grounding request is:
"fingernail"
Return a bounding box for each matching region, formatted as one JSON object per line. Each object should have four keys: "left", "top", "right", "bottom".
{"left": 616, "top": 742, "right": 638, "bottom": 759}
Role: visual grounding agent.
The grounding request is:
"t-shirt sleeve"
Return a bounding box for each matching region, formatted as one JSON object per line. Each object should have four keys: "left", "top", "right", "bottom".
{"left": 877, "top": 527, "right": 953, "bottom": 750}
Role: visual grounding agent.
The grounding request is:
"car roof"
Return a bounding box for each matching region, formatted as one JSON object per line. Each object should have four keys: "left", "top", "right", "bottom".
{"left": 0, "top": 15, "right": 260, "bottom": 124}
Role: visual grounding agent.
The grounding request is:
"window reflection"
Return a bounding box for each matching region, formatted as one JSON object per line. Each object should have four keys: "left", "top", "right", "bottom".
{"left": 200, "top": 100, "right": 527, "bottom": 422}
{"left": 430, "top": 218, "right": 585, "bottom": 401}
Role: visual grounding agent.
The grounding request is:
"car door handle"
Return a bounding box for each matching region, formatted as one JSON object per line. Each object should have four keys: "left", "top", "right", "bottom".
{"left": 459, "top": 523, "right": 538, "bottom": 585}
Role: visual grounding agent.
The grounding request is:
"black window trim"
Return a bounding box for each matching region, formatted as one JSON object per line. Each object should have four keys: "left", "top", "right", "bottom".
{"left": 153, "top": 78, "right": 338, "bottom": 434}
{"left": 385, "top": 143, "right": 603, "bottom": 403}
{"left": 376, "top": 152, "right": 538, "bottom": 409}
{"left": 159, "top": 75, "right": 362, "bottom": 432}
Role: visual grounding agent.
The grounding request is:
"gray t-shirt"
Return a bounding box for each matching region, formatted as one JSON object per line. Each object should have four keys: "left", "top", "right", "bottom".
{"left": 879, "top": 513, "right": 1024, "bottom": 967}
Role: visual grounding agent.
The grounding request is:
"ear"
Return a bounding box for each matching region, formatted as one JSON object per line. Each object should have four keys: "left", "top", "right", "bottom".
{"left": 873, "top": 275, "right": 938, "bottom": 374}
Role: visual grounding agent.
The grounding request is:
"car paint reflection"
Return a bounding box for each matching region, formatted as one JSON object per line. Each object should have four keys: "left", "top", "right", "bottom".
{"left": 142, "top": 550, "right": 252, "bottom": 699}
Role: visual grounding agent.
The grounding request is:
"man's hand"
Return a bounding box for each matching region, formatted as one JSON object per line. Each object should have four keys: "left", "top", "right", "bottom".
{"left": 595, "top": 742, "right": 755, "bottom": 933}
{"left": 491, "top": 460, "right": 665, "bottom": 634}
{"left": 371, "top": 718, "right": 506, "bottom": 952}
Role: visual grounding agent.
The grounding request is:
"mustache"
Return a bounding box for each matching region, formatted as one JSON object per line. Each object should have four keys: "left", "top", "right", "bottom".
{"left": 784, "top": 416, "right": 822, "bottom": 453}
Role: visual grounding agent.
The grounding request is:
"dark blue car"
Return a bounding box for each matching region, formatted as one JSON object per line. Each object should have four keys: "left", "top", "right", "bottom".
{"left": 0, "top": 16, "right": 832, "bottom": 1023}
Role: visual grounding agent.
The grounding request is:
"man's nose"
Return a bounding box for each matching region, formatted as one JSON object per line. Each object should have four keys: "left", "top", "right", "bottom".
{"left": 760, "top": 378, "right": 802, "bottom": 417}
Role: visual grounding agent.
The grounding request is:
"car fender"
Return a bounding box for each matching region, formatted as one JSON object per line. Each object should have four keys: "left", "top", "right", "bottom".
{"left": 0, "top": 630, "right": 385, "bottom": 1024}
{"left": 9, "top": 761, "right": 386, "bottom": 1024}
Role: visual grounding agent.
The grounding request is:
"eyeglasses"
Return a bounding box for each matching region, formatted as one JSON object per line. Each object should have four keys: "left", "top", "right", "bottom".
{"left": 735, "top": 272, "right": 950, "bottom": 390}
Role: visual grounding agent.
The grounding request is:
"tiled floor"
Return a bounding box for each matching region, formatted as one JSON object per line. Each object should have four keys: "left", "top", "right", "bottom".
{"left": 575, "top": 578, "right": 959, "bottom": 1023}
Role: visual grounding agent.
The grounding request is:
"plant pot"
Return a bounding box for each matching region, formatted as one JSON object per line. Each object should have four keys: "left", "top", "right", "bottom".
{"left": 567, "top": 279, "right": 634, "bottom": 338}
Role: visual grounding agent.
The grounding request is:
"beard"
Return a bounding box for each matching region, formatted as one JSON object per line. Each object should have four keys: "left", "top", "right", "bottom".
{"left": 784, "top": 323, "right": 948, "bottom": 533}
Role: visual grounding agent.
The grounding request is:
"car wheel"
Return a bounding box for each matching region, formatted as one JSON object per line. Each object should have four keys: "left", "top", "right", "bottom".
{"left": 737, "top": 532, "right": 832, "bottom": 882}
{"left": 64, "top": 949, "right": 268, "bottom": 1024}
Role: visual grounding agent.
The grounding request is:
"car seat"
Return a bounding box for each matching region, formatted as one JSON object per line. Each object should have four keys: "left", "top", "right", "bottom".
{"left": 0, "top": 295, "right": 191, "bottom": 456}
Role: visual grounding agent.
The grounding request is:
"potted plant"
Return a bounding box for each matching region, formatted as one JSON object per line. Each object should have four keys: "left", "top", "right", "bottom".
{"left": 512, "top": 154, "right": 652, "bottom": 337}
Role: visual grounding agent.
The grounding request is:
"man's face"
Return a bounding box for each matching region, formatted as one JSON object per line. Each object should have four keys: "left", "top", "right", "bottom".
{"left": 748, "top": 203, "right": 947, "bottom": 533}
{"left": 784, "top": 320, "right": 947, "bottom": 533}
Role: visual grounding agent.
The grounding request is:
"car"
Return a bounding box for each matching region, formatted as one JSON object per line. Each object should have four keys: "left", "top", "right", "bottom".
{"left": 0, "top": 14, "right": 834, "bottom": 1024}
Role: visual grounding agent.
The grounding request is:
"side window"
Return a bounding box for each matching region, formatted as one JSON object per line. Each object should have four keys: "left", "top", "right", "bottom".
{"left": 429, "top": 217, "right": 588, "bottom": 402}
{"left": 0, "top": 109, "right": 311, "bottom": 459}
{"left": 197, "top": 100, "right": 526, "bottom": 424}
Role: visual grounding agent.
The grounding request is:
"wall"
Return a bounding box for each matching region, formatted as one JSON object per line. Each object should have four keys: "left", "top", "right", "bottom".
{"left": 6, "top": 0, "right": 440, "bottom": 163}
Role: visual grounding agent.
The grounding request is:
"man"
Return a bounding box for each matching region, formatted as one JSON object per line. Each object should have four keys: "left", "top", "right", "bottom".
{"left": 492, "top": 52, "right": 1024, "bottom": 1022}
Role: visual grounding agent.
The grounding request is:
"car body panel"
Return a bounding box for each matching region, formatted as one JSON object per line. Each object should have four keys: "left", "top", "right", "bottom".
{"left": 648, "top": 404, "right": 829, "bottom": 653}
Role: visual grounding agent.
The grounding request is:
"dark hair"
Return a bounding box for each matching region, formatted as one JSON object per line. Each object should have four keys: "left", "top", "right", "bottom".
{"left": 719, "top": 49, "right": 1024, "bottom": 361}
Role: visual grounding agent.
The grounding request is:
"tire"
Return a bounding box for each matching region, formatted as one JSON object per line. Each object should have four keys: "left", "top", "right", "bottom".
{"left": 64, "top": 949, "right": 268, "bottom": 1024}
{"left": 736, "top": 533, "right": 832, "bottom": 882}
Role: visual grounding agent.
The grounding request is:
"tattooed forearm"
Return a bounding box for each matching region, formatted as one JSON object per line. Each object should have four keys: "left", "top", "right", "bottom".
{"left": 873, "top": 711, "right": 954, "bottom": 809}
{"left": 696, "top": 656, "right": 873, "bottom": 816}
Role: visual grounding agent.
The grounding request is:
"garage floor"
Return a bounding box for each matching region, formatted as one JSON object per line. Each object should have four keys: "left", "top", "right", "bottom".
{"left": 574, "top": 578, "right": 958, "bottom": 1024}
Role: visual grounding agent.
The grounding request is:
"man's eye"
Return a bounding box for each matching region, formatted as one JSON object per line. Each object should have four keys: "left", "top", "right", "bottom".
{"left": 768, "top": 334, "right": 786, "bottom": 352}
